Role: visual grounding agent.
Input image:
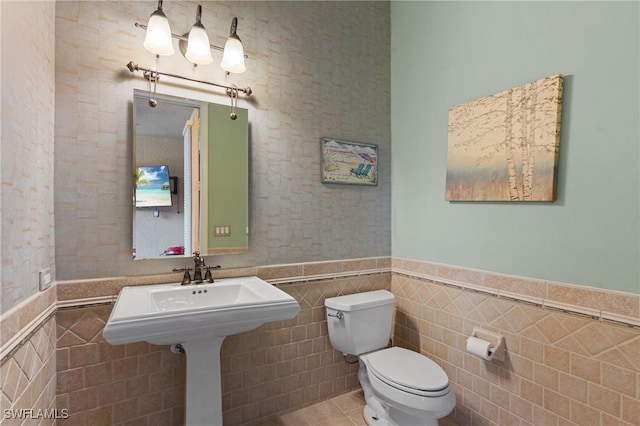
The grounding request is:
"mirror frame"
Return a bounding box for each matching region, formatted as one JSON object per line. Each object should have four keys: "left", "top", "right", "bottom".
{"left": 132, "top": 90, "right": 249, "bottom": 260}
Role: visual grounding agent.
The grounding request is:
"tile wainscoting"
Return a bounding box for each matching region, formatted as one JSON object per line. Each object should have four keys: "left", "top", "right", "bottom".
{"left": 1, "top": 256, "right": 639, "bottom": 425}
{"left": 392, "top": 258, "right": 640, "bottom": 426}
{"left": 0, "top": 287, "right": 57, "bottom": 426}
{"left": 0, "top": 316, "right": 57, "bottom": 426}
{"left": 55, "top": 305, "right": 187, "bottom": 425}
{"left": 53, "top": 269, "right": 390, "bottom": 425}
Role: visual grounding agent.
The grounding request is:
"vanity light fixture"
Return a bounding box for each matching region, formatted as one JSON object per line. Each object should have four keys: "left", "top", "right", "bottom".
{"left": 220, "top": 17, "right": 246, "bottom": 74}
{"left": 184, "top": 5, "right": 213, "bottom": 65}
{"left": 137, "top": 2, "right": 247, "bottom": 73}
{"left": 142, "top": 0, "right": 174, "bottom": 56}
{"left": 131, "top": 3, "right": 252, "bottom": 117}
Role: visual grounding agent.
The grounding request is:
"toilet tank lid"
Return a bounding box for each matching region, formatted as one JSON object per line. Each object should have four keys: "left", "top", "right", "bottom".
{"left": 325, "top": 290, "right": 394, "bottom": 311}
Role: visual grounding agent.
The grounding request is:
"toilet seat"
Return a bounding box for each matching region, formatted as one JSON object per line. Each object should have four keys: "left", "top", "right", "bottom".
{"left": 364, "top": 347, "right": 450, "bottom": 397}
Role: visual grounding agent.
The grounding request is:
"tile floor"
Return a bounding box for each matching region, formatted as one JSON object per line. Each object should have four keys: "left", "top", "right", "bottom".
{"left": 256, "top": 389, "right": 459, "bottom": 426}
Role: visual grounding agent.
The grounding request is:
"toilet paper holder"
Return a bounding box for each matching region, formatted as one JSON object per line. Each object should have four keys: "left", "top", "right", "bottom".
{"left": 469, "top": 327, "right": 506, "bottom": 362}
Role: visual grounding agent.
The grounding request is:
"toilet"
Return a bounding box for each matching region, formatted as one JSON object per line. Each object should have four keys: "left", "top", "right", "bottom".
{"left": 325, "top": 290, "right": 455, "bottom": 426}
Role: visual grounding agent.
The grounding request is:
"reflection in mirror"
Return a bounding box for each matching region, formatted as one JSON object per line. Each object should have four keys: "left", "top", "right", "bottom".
{"left": 202, "top": 103, "right": 249, "bottom": 255}
{"left": 133, "top": 91, "right": 199, "bottom": 259}
{"left": 132, "top": 90, "right": 249, "bottom": 260}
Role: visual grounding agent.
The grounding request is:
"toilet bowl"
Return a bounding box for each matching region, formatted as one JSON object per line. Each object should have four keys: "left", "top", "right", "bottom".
{"left": 361, "top": 347, "right": 456, "bottom": 425}
{"left": 325, "top": 290, "right": 455, "bottom": 426}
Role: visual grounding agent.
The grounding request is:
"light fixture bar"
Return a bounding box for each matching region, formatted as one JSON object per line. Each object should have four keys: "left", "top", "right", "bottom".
{"left": 126, "top": 61, "right": 252, "bottom": 96}
{"left": 135, "top": 22, "right": 249, "bottom": 58}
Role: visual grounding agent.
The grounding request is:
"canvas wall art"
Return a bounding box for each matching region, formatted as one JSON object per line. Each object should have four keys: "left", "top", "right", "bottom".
{"left": 321, "top": 138, "right": 378, "bottom": 185}
{"left": 446, "top": 74, "right": 563, "bottom": 201}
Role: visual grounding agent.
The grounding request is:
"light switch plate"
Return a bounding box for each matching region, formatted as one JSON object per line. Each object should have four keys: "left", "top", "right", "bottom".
{"left": 214, "top": 226, "right": 231, "bottom": 237}
{"left": 39, "top": 268, "right": 52, "bottom": 291}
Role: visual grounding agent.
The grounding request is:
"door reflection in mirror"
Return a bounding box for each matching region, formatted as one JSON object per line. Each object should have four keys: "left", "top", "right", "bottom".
{"left": 201, "top": 103, "right": 249, "bottom": 255}
{"left": 133, "top": 92, "right": 196, "bottom": 259}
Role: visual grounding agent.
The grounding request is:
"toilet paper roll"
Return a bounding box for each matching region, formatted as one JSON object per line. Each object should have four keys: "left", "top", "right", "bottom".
{"left": 466, "top": 336, "right": 495, "bottom": 361}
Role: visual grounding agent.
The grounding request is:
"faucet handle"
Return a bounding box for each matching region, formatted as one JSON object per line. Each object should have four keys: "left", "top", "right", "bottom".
{"left": 173, "top": 267, "right": 193, "bottom": 285}
{"left": 204, "top": 265, "right": 221, "bottom": 283}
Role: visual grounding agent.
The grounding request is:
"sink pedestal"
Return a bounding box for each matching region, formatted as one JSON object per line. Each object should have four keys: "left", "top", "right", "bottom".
{"left": 102, "top": 277, "right": 301, "bottom": 426}
{"left": 181, "top": 337, "right": 225, "bottom": 426}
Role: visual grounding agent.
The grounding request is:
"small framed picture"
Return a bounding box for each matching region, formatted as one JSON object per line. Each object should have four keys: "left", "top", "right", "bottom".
{"left": 135, "top": 165, "right": 173, "bottom": 207}
{"left": 321, "top": 138, "right": 378, "bottom": 186}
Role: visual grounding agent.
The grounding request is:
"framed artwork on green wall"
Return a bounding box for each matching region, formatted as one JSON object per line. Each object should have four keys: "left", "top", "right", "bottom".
{"left": 446, "top": 74, "right": 563, "bottom": 202}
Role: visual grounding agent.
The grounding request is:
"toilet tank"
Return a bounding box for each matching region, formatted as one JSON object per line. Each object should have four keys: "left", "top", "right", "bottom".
{"left": 324, "top": 290, "right": 395, "bottom": 356}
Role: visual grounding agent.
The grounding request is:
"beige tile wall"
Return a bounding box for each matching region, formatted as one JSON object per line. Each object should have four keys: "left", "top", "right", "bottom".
{"left": 0, "top": 317, "right": 57, "bottom": 426}
{"left": 393, "top": 258, "right": 639, "bottom": 324}
{"left": 0, "top": 288, "right": 57, "bottom": 426}
{"left": 54, "top": 273, "right": 390, "bottom": 425}
{"left": 55, "top": 306, "right": 186, "bottom": 426}
{"left": 3, "top": 256, "right": 639, "bottom": 425}
{"left": 391, "top": 261, "right": 640, "bottom": 426}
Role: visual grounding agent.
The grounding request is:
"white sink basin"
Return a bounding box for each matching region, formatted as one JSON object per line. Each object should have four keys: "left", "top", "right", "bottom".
{"left": 103, "top": 276, "right": 299, "bottom": 426}
{"left": 103, "top": 276, "right": 299, "bottom": 345}
{"left": 152, "top": 282, "right": 264, "bottom": 311}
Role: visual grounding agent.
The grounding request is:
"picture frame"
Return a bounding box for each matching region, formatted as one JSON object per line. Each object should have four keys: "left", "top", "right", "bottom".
{"left": 446, "top": 74, "right": 563, "bottom": 202}
{"left": 135, "top": 165, "right": 173, "bottom": 208}
{"left": 321, "top": 137, "right": 378, "bottom": 186}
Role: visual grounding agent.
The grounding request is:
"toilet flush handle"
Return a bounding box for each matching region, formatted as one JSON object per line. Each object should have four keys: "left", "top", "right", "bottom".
{"left": 328, "top": 311, "right": 344, "bottom": 320}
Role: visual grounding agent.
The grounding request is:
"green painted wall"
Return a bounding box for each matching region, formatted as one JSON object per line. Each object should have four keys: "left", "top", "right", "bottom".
{"left": 206, "top": 103, "right": 249, "bottom": 253}
{"left": 391, "top": 1, "right": 639, "bottom": 293}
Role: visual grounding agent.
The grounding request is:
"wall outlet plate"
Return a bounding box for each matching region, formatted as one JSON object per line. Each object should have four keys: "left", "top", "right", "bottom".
{"left": 39, "top": 268, "right": 52, "bottom": 291}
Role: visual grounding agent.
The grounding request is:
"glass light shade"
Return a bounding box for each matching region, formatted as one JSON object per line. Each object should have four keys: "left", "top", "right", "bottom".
{"left": 143, "top": 13, "right": 174, "bottom": 56}
{"left": 185, "top": 24, "right": 213, "bottom": 65}
{"left": 220, "top": 36, "right": 246, "bottom": 73}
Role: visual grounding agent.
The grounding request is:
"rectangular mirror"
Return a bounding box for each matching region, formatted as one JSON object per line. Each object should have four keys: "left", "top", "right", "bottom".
{"left": 132, "top": 90, "right": 248, "bottom": 260}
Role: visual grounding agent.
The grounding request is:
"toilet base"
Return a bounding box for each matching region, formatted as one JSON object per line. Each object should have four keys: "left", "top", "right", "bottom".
{"left": 363, "top": 404, "right": 387, "bottom": 426}
{"left": 363, "top": 404, "right": 440, "bottom": 426}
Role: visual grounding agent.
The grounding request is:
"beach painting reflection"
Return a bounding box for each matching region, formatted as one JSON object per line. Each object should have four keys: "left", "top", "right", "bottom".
{"left": 135, "top": 165, "right": 173, "bottom": 208}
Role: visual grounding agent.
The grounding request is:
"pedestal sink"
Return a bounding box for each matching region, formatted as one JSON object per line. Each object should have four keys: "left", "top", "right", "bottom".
{"left": 103, "top": 276, "right": 300, "bottom": 426}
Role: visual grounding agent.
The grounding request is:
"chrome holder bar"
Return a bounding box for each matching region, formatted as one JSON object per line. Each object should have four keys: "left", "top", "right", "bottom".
{"left": 126, "top": 61, "right": 252, "bottom": 96}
